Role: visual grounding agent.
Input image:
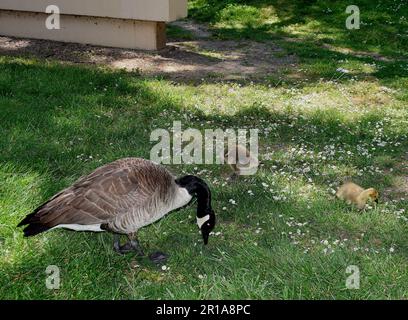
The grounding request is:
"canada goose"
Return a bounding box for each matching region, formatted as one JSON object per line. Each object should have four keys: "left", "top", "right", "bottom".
{"left": 336, "top": 182, "right": 379, "bottom": 210}
{"left": 17, "top": 158, "right": 216, "bottom": 260}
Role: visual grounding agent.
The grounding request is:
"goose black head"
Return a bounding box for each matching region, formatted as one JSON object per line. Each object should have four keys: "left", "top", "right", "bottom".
{"left": 175, "top": 175, "right": 216, "bottom": 245}
{"left": 197, "top": 209, "right": 216, "bottom": 245}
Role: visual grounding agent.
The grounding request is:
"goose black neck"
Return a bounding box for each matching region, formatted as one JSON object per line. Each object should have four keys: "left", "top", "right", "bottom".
{"left": 175, "top": 175, "right": 212, "bottom": 218}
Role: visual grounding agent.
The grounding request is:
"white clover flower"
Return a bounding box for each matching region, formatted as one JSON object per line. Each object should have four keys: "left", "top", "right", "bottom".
{"left": 336, "top": 67, "right": 350, "bottom": 74}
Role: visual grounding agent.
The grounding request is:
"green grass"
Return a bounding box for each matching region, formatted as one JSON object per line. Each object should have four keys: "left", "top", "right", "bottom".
{"left": 167, "top": 24, "right": 196, "bottom": 40}
{"left": 189, "top": 0, "right": 408, "bottom": 58}
{"left": 1, "top": 0, "right": 408, "bottom": 299}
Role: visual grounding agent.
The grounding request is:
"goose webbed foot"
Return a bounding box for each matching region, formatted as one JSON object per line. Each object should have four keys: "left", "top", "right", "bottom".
{"left": 113, "top": 234, "right": 145, "bottom": 256}
{"left": 149, "top": 251, "right": 169, "bottom": 265}
{"left": 112, "top": 234, "right": 168, "bottom": 264}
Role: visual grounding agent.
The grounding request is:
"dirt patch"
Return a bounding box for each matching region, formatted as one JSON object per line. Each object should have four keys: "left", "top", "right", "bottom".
{"left": 283, "top": 36, "right": 399, "bottom": 62}
{"left": 0, "top": 35, "right": 297, "bottom": 83}
{"left": 321, "top": 43, "right": 396, "bottom": 62}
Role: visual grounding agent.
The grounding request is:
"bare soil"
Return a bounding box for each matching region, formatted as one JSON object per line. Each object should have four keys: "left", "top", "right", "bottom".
{"left": 0, "top": 33, "right": 297, "bottom": 83}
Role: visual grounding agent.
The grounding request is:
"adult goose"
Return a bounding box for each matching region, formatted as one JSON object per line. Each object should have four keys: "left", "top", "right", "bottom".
{"left": 17, "top": 158, "right": 216, "bottom": 260}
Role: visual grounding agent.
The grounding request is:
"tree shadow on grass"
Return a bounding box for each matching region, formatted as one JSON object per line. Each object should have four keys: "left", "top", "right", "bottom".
{"left": 1, "top": 33, "right": 406, "bottom": 89}
{"left": 189, "top": 0, "right": 408, "bottom": 59}
{"left": 0, "top": 57, "right": 406, "bottom": 208}
{"left": 0, "top": 35, "right": 297, "bottom": 85}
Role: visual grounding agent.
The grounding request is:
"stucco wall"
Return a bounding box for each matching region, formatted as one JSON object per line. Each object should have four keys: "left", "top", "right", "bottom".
{"left": 0, "top": 0, "right": 187, "bottom": 50}
{"left": 0, "top": 0, "right": 187, "bottom": 22}
{"left": 0, "top": 10, "right": 167, "bottom": 50}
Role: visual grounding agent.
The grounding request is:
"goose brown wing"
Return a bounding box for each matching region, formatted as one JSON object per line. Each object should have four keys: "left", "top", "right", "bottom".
{"left": 19, "top": 158, "right": 173, "bottom": 229}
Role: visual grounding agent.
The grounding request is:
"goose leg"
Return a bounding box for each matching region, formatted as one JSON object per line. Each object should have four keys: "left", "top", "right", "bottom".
{"left": 113, "top": 234, "right": 122, "bottom": 253}
{"left": 113, "top": 234, "right": 144, "bottom": 256}
{"left": 113, "top": 234, "right": 168, "bottom": 264}
{"left": 127, "top": 233, "right": 145, "bottom": 257}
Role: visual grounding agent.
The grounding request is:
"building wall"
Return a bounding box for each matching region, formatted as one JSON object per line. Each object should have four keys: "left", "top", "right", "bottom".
{"left": 0, "top": 0, "right": 187, "bottom": 50}
{"left": 0, "top": 0, "right": 188, "bottom": 22}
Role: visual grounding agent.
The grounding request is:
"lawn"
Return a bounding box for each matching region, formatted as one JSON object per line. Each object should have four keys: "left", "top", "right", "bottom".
{"left": 1, "top": 0, "right": 408, "bottom": 299}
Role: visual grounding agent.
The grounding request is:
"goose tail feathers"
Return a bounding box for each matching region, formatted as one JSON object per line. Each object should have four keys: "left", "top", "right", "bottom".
{"left": 21, "top": 223, "right": 51, "bottom": 237}
{"left": 17, "top": 203, "right": 51, "bottom": 237}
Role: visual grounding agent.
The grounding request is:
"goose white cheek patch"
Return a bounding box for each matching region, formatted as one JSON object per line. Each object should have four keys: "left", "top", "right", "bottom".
{"left": 197, "top": 215, "right": 210, "bottom": 228}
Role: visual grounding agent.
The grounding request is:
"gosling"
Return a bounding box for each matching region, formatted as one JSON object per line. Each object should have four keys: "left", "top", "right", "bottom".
{"left": 336, "top": 182, "right": 379, "bottom": 210}
{"left": 224, "top": 144, "right": 259, "bottom": 180}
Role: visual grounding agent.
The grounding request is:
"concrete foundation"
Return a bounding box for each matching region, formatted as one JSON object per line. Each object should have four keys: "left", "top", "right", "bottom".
{"left": 0, "top": 10, "right": 166, "bottom": 50}
{"left": 0, "top": 0, "right": 187, "bottom": 50}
